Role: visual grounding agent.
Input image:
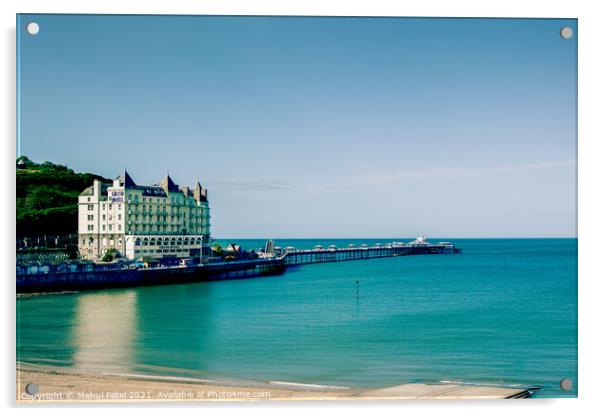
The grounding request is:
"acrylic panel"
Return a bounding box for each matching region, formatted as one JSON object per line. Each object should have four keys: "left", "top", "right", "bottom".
{"left": 16, "top": 14, "right": 577, "bottom": 403}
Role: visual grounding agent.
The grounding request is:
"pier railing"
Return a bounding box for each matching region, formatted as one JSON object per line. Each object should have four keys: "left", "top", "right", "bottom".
{"left": 279, "top": 243, "right": 459, "bottom": 266}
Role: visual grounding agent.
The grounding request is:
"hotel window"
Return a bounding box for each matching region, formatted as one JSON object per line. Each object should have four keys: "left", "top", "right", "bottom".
{"left": 118, "top": 225, "right": 122, "bottom": 231}
{"left": 102, "top": 215, "right": 106, "bottom": 220}
{"left": 102, "top": 225, "right": 106, "bottom": 231}
{"left": 88, "top": 204, "right": 93, "bottom": 211}
{"left": 87, "top": 225, "right": 93, "bottom": 231}
{"left": 102, "top": 205, "right": 106, "bottom": 211}
{"left": 109, "top": 225, "right": 113, "bottom": 231}
{"left": 118, "top": 214, "right": 122, "bottom": 220}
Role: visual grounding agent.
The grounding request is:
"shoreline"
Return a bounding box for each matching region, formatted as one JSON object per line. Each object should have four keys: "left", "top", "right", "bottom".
{"left": 17, "top": 363, "right": 356, "bottom": 402}
{"left": 16, "top": 363, "right": 535, "bottom": 403}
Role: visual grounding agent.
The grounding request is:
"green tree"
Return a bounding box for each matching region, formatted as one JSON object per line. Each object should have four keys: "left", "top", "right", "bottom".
{"left": 101, "top": 248, "right": 120, "bottom": 262}
{"left": 211, "top": 243, "right": 223, "bottom": 256}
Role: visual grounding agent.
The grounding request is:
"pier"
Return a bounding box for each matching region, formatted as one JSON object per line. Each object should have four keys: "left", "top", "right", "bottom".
{"left": 16, "top": 236, "right": 461, "bottom": 293}
{"left": 280, "top": 241, "right": 460, "bottom": 266}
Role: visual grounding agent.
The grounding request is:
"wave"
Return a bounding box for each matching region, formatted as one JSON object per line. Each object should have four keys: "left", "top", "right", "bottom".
{"left": 268, "top": 380, "right": 350, "bottom": 390}
{"left": 102, "top": 372, "right": 216, "bottom": 384}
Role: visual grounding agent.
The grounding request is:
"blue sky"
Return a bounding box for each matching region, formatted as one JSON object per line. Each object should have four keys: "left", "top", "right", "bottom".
{"left": 17, "top": 15, "right": 577, "bottom": 238}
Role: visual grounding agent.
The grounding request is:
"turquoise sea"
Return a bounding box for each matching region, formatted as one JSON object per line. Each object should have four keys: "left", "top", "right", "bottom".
{"left": 16, "top": 238, "right": 577, "bottom": 398}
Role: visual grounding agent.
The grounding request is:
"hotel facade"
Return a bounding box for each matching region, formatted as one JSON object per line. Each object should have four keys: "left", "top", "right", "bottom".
{"left": 78, "top": 171, "right": 210, "bottom": 261}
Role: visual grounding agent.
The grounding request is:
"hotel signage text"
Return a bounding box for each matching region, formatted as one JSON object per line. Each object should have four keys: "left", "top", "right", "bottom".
{"left": 109, "top": 191, "right": 124, "bottom": 203}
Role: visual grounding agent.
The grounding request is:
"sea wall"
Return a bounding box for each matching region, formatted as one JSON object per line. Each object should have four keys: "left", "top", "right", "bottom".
{"left": 16, "top": 244, "right": 459, "bottom": 293}
{"left": 17, "top": 260, "right": 286, "bottom": 293}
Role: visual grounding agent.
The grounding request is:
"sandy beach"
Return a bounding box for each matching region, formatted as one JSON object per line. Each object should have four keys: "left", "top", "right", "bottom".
{"left": 16, "top": 364, "right": 356, "bottom": 403}
{"left": 16, "top": 363, "right": 533, "bottom": 403}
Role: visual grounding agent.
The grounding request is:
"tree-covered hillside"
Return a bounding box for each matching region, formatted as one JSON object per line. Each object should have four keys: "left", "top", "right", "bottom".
{"left": 16, "top": 156, "right": 110, "bottom": 237}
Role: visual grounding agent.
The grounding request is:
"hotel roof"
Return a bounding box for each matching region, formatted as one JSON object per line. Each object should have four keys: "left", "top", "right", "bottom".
{"left": 159, "top": 174, "right": 179, "bottom": 193}
{"left": 80, "top": 170, "right": 207, "bottom": 201}
{"left": 117, "top": 170, "right": 137, "bottom": 188}
{"left": 80, "top": 182, "right": 110, "bottom": 196}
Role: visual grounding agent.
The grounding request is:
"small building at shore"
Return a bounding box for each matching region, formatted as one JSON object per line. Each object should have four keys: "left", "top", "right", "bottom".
{"left": 77, "top": 171, "right": 211, "bottom": 261}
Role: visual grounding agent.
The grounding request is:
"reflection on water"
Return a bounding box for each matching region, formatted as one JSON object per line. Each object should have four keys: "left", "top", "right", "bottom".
{"left": 18, "top": 283, "right": 215, "bottom": 378}
{"left": 72, "top": 291, "right": 138, "bottom": 373}
{"left": 130, "top": 283, "right": 214, "bottom": 378}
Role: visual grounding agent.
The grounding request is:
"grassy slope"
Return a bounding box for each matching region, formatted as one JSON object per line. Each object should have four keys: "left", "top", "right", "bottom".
{"left": 16, "top": 157, "right": 110, "bottom": 237}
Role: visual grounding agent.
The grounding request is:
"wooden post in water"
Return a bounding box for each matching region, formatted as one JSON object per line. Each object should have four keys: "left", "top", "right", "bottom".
{"left": 355, "top": 280, "right": 359, "bottom": 299}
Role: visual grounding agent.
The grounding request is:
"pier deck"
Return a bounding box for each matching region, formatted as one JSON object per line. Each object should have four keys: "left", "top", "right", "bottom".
{"left": 280, "top": 243, "right": 459, "bottom": 266}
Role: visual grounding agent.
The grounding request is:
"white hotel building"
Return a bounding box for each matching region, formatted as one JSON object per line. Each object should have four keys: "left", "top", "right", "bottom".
{"left": 78, "top": 171, "right": 210, "bottom": 261}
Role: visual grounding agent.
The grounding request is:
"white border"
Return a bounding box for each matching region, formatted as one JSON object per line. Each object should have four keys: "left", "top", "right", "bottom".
{"left": 2, "top": 1, "right": 601, "bottom": 415}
